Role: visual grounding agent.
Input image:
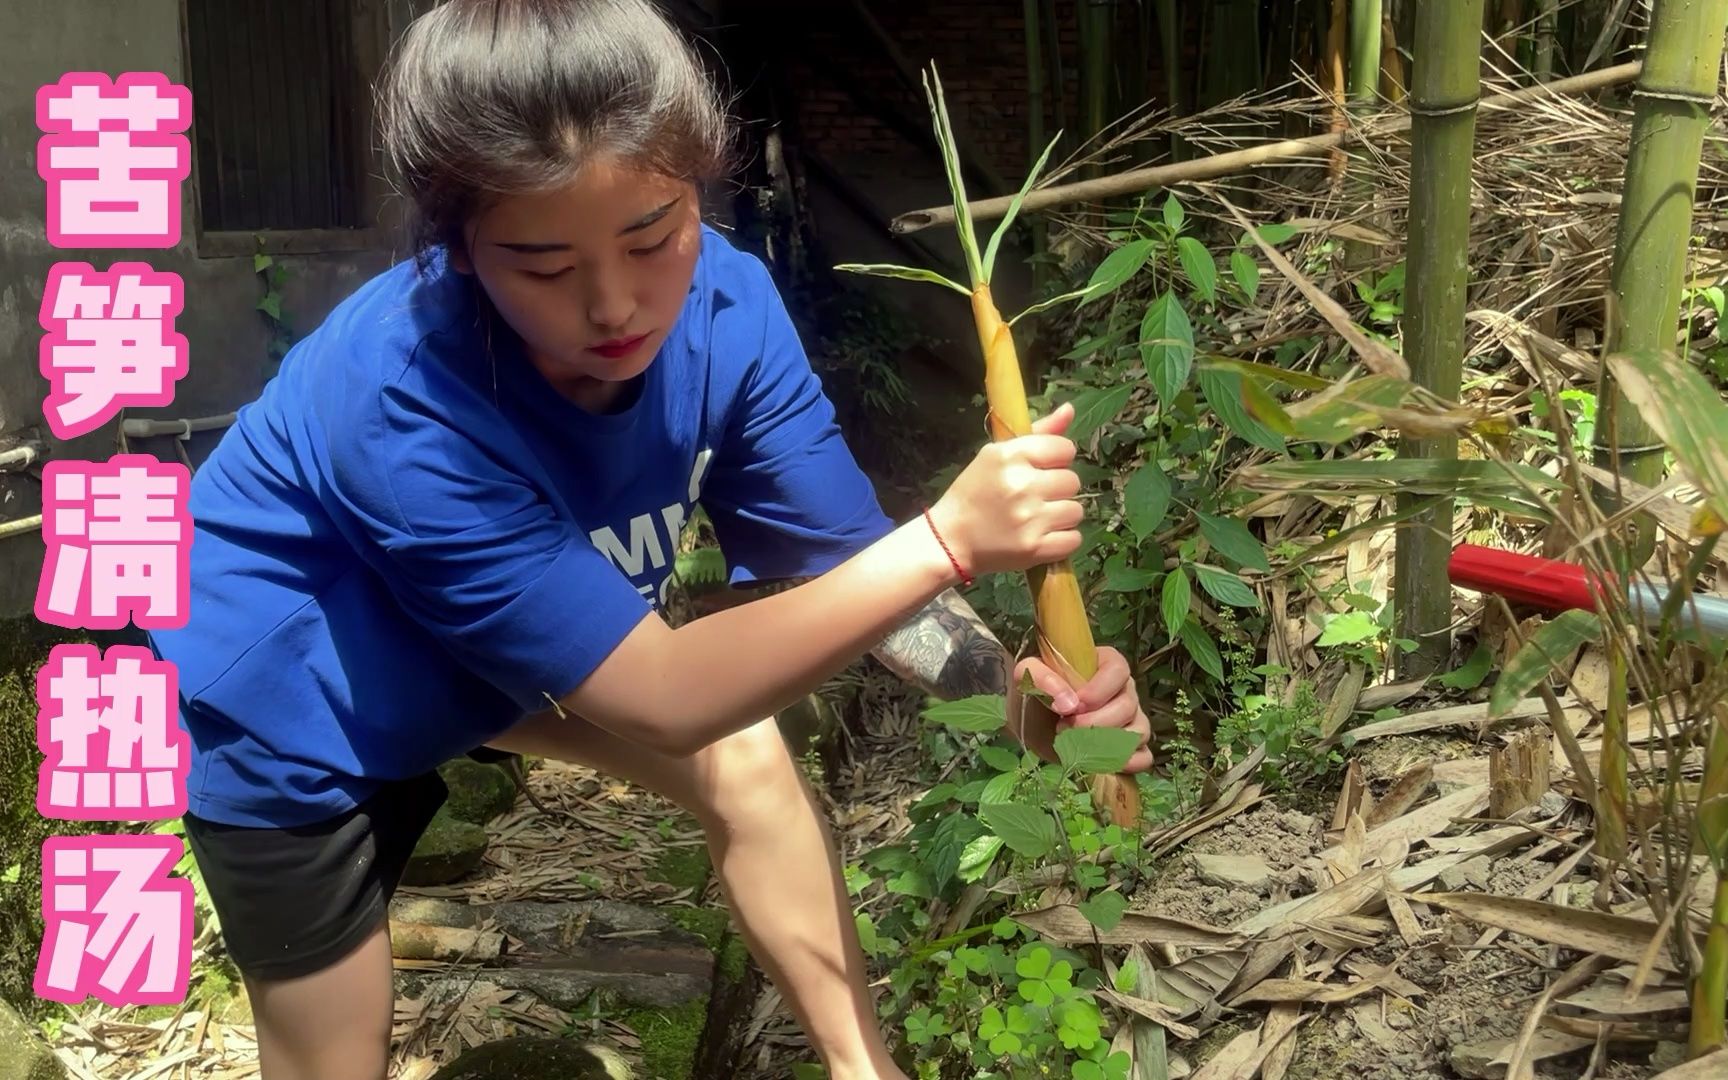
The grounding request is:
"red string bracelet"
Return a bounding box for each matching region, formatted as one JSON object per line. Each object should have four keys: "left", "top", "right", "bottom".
{"left": 923, "top": 508, "right": 973, "bottom": 587}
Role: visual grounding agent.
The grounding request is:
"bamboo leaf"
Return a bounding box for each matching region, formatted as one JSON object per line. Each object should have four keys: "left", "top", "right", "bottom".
{"left": 1194, "top": 565, "right": 1260, "bottom": 609}
{"left": 1125, "top": 464, "right": 1172, "bottom": 543}
{"left": 1415, "top": 892, "right": 1686, "bottom": 970}
{"left": 1141, "top": 292, "right": 1195, "bottom": 403}
{"left": 1177, "top": 237, "right": 1218, "bottom": 304}
{"left": 1199, "top": 368, "right": 1285, "bottom": 452}
{"left": 1066, "top": 384, "right": 1135, "bottom": 443}
{"left": 925, "top": 695, "right": 1009, "bottom": 733}
{"left": 1011, "top": 904, "right": 1237, "bottom": 947}
{"left": 1237, "top": 459, "right": 1560, "bottom": 498}
{"left": 833, "top": 262, "right": 971, "bottom": 295}
{"left": 1489, "top": 611, "right": 1603, "bottom": 718}
{"left": 983, "top": 132, "right": 1063, "bottom": 281}
{"left": 1196, "top": 355, "right": 1331, "bottom": 393}
{"left": 1282, "top": 374, "right": 1418, "bottom": 444}
{"left": 1196, "top": 511, "right": 1271, "bottom": 572}
{"left": 1606, "top": 349, "right": 1728, "bottom": 523}
{"left": 1180, "top": 619, "right": 1225, "bottom": 681}
{"left": 1055, "top": 727, "right": 1141, "bottom": 773}
{"left": 1230, "top": 250, "right": 1260, "bottom": 300}
{"left": 979, "top": 801, "right": 1059, "bottom": 858}
{"left": 1162, "top": 568, "right": 1191, "bottom": 637}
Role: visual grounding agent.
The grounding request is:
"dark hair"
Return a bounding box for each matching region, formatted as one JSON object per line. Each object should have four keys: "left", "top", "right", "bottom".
{"left": 379, "top": 0, "right": 734, "bottom": 261}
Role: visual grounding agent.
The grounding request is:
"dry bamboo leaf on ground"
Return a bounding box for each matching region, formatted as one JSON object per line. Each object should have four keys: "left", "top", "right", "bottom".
{"left": 1259, "top": 1003, "right": 1303, "bottom": 1080}
{"left": 1450, "top": 1031, "right": 1596, "bottom": 1080}
{"left": 1318, "top": 785, "right": 1488, "bottom": 865}
{"left": 1650, "top": 1047, "right": 1728, "bottom": 1078}
{"left": 1147, "top": 784, "right": 1271, "bottom": 860}
{"left": 1011, "top": 905, "right": 1239, "bottom": 947}
{"left": 1344, "top": 698, "right": 1557, "bottom": 741}
{"left": 1556, "top": 982, "right": 1691, "bottom": 1017}
{"left": 1096, "top": 987, "right": 1203, "bottom": 1040}
{"left": 1188, "top": 1026, "right": 1262, "bottom": 1080}
{"left": 1416, "top": 892, "right": 1688, "bottom": 970}
{"left": 1357, "top": 678, "right": 1428, "bottom": 713}
{"left": 1151, "top": 950, "right": 1250, "bottom": 1022}
{"left": 1227, "top": 967, "right": 1402, "bottom": 1007}
{"left": 1330, "top": 759, "right": 1367, "bottom": 832}
{"left": 1364, "top": 762, "right": 1433, "bottom": 829}
{"left": 1385, "top": 886, "right": 1423, "bottom": 945}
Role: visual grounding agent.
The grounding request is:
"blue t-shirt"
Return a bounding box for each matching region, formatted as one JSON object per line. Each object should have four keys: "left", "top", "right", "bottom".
{"left": 148, "top": 225, "right": 894, "bottom": 828}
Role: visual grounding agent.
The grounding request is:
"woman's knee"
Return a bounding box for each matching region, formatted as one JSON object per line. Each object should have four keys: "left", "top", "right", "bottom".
{"left": 688, "top": 718, "right": 805, "bottom": 827}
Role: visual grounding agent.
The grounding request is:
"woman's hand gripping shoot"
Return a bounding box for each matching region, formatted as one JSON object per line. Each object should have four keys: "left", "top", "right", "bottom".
{"left": 1010, "top": 645, "right": 1154, "bottom": 774}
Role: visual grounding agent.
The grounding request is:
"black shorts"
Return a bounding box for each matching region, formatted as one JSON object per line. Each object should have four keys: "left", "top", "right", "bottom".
{"left": 182, "top": 748, "right": 513, "bottom": 982}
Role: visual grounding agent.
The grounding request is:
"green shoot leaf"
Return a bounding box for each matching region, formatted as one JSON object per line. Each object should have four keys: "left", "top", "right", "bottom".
{"left": 983, "top": 131, "right": 1062, "bottom": 281}
{"left": 1163, "top": 194, "right": 1185, "bottom": 232}
{"left": 1231, "top": 249, "right": 1260, "bottom": 300}
{"left": 833, "top": 262, "right": 971, "bottom": 296}
{"left": 921, "top": 65, "right": 983, "bottom": 286}
{"left": 1437, "top": 644, "right": 1493, "bottom": 690}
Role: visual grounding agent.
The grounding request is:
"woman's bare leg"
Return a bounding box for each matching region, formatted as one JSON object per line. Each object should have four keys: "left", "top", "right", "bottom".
{"left": 243, "top": 923, "right": 396, "bottom": 1080}
{"left": 490, "top": 710, "right": 905, "bottom": 1080}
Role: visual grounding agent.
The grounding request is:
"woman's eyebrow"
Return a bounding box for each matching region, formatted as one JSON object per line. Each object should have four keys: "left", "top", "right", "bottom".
{"left": 620, "top": 197, "right": 681, "bottom": 234}
{"left": 493, "top": 197, "right": 683, "bottom": 253}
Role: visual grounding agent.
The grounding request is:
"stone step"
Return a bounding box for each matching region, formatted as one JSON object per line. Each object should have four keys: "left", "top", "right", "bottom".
{"left": 388, "top": 898, "right": 715, "bottom": 1012}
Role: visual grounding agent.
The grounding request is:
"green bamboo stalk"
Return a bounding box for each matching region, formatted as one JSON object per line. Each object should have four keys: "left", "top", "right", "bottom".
{"left": 1080, "top": 0, "right": 1114, "bottom": 178}
{"left": 1155, "top": 0, "right": 1185, "bottom": 161}
{"left": 1598, "top": 638, "right": 1630, "bottom": 863}
{"left": 1534, "top": 0, "right": 1559, "bottom": 80}
{"left": 1201, "top": 0, "right": 1262, "bottom": 109}
{"left": 1024, "top": 0, "right": 1048, "bottom": 290}
{"left": 1391, "top": 0, "right": 1483, "bottom": 678}
{"left": 1695, "top": 709, "right": 1728, "bottom": 1057}
{"left": 1349, "top": 0, "right": 1384, "bottom": 102}
{"left": 1594, "top": 0, "right": 1728, "bottom": 536}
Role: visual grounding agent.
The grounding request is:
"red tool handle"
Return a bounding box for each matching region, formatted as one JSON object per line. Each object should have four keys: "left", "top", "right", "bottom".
{"left": 1446, "top": 544, "right": 1611, "bottom": 613}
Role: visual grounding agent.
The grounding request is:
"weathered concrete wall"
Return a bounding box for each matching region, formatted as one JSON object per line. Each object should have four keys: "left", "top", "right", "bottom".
{"left": 0, "top": 0, "right": 405, "bottom": 618}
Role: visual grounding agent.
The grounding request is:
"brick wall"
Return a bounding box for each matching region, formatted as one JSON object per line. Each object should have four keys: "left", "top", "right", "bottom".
{"left": 781, "top": 0, "right": 1196, "bottom": 181}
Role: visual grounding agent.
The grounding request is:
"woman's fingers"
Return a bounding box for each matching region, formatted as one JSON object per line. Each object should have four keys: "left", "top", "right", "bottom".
{"left": 1030, "top": 401, "right": 1075, "bottom": 436}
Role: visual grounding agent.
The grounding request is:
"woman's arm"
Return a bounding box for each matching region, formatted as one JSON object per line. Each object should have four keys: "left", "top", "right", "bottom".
{"left": 556, "top": 423, "right": 1083, "bottom": 756}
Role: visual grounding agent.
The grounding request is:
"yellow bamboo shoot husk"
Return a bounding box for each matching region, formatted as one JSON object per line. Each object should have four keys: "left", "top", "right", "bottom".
{"left": 972, "top": 285, "right": 1141, "bottom": 828}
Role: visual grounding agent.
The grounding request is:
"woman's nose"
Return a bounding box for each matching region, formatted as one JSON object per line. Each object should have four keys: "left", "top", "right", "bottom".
{"left": 585, "top": 274, "right": 635, "bottom": 333}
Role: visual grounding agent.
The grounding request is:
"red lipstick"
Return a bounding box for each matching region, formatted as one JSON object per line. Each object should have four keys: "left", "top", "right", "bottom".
{"left": 589, "top": 333, "right": 649, "bottom": 359}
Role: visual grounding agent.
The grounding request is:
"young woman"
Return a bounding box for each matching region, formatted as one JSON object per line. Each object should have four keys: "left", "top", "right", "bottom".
{"left": 148, "top": 2, "right": 1154, "bottom": 1077}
